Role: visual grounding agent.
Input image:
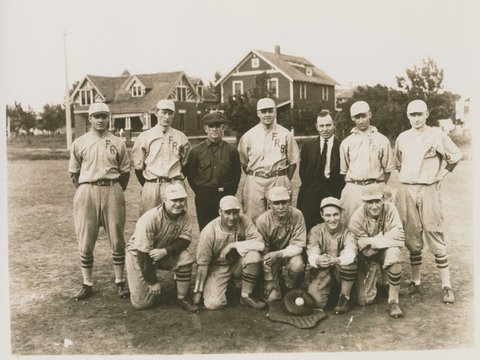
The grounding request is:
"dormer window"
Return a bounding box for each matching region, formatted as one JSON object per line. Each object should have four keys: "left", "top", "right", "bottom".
{"left": 306, "top": 68, "right": 313, "bottom": 76}
{"left": 131, "top": 84, "right": 143, "bottom": 97}
{"left": 197, "top": 85, "right": 203, "bottom": 98}
{"left": 251, "top": 57, "right": 259, "bottom": 68}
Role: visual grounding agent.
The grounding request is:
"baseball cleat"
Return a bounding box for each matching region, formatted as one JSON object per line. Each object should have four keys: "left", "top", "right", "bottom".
{"left": 74, "top": 284, "right": 93, "bottom": 301}
{"left": 399, "top": 281, "right": 421, "bottom": 296}
{"left": 116, "top": 281, "right": 130, "bottom": 299}
{"left": 388, "top": 300, "right": 404, "bottom": 318}
{"left": 240, "top": 294, "right": 267, "bottom": 309}
{"left": 334, "top": 294, "right": 350, "bottom": 314}
{"left": 177, "top": 297, "right": 200, "bottom": 312}
{"left": 442, "top": 287, "right": 455, "bottom": 304}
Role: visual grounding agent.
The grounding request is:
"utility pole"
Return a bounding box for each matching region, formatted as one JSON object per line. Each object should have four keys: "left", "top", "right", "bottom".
{"left": 64, "top": 31, "right": 73, "bottom": 150}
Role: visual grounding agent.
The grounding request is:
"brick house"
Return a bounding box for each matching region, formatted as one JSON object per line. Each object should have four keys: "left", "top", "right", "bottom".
{"left": 216, "top": 46, "right": 338, "bottom": 111}
{"left": 70, "top": 70, "right": 217, "bottom": 143}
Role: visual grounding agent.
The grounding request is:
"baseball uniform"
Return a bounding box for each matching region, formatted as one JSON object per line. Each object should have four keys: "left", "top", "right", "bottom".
{"left": 255, "top": 206, "right": 306, "bottom": 301}
{"left": 238, "top": 123, "right": 299, "bottom": 221}
{"left": 69, "top": 130, "right": 130, "bottom": 293}
{"left": 131, "top": 126, "right": 191, "bottom": 215}
{"left": 195, "top": 215, "right": 264, "bottom": 309}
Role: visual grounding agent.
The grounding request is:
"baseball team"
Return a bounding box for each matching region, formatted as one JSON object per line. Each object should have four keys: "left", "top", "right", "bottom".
{"left": 69, "top": 96, "right": 462, "bottom": 320}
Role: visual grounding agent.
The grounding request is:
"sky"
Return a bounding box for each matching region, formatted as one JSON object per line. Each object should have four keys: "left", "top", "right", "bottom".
{"left": 0, "top": 0, "right": 479, "bottom": 112}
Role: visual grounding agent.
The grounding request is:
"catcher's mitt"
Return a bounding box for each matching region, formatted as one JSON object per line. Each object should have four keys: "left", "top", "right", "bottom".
{"left": 283, "top": 288, "right": 317, "bottom": 316}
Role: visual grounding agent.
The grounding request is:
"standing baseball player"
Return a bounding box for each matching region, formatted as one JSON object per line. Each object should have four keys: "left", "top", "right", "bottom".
{"left": 193, "top": 196, "right": 266, "bottom": 309}
{"left": 395, "top": 100, "right": 462, "bottom": 304}
{"left": 255, "top": 186, "right": 306, "bottom": 302}
{"left": 349, "top": 184, "right": 405, "bottom": 318}
{"left": 339, "top": 100, "right": 395, "bottom": 223}
{"left": 184, "top": 112, "right": 241, "bottom": 231}
{"left": 125, "top": 183, "right": 198, "bottom": 312}
{"left": 131, "top": 99, "right": 191, "bottom": 215}
{"left": 69, "top": 102, "right": 131, "bottom": 300}
{"left": 297, "top": 110, "right": 345, "bottom": 231}
{"left": 306, "top": 197, "right": 357, "bottom": 314}
{"left": 238, "top": 97, "right": 300, "bottom": 221}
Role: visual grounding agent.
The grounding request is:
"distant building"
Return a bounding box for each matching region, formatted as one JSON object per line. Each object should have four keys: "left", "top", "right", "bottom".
{"left": 70, "top": 70, "right": 218, "bottom": 143}
{"left": 216, "top": 46, "right": 337, "bottom": 111}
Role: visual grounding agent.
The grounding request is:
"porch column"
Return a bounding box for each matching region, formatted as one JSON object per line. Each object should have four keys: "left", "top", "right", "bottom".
{"left": 125, "top": 117, "right": 132, "bottom": 146}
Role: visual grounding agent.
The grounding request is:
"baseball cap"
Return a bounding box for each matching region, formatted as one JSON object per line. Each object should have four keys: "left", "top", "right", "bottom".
{"left": 89, "top": 102, "right": 110, "bottom": 116}
{"left": 407, "top": 99, "right": 428, "bottom": 114}
{"left": 361, "top": 183, "right": 384, "bottom": 201}
{"left": 202, "top": 112, "right": 227, "bottom": 126}
{"left": 164, "top": 183, "right": 187, "bottom": 200}
{"left": 219, "top": 196, "right": 241, "bottom": 211}
{"left": 268, "top": 186, "right": 290, "bottom": 201}
{"left": 350, "top": 101, "right": 370, "bottom": 117}
{"left": 156, "top": 99, "right": 175, "bottom": 112}
{"left": 320, "top": 197, "right": 342, "bottom": 210}
{"left": 257, "top": 98, "right": 276, "bottom": 111}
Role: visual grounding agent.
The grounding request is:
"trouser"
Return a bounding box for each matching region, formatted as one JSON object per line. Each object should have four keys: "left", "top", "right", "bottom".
{"left": 194, "top": 187, "right": 233, "bottom": 231}
{"left": 297, "top": 180, "right": 344, "bottom": 231}
{"left": 140, "top": 179, "right": 185, "bottom": 215}
{"left": 126, "top": 249, "right": 194, "bottom": 310}
{"left": 241, "top": 175, "right": 291, "bottom": 221}
{"left": 203, "top": 251, "right": 262, "bottom": 309}
{"left": 73, "top": 183, "right": 126, "bottom": 272}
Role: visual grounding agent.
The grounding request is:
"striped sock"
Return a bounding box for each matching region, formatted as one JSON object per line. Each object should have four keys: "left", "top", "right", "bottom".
{"left": 388, "top": 268, "right": 402, "bottom": 303}
{"left": 241, "top": 271, "right": 258, "bottom": 296}
{"left": 175, "top": 266, "right": 192, "bottom": 298}
{"left": 435, "top": 254, "right": 451, "bottom": 288}
{"left": 287, "top": 270, "right": 303, "bottom": 288}
{"left": 410, "top": 251, "right": 422, "bottom": 284}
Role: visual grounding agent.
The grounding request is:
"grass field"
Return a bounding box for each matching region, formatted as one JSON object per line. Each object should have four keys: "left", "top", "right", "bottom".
{"left": 6, "top": 158, "right": 475, "bottom": 355}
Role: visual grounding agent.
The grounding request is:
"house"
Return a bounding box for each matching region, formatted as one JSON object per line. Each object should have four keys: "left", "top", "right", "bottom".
{"left": 216, "top": 46, "right": 338, "bottom": 111}
{"left": 335, "top": 86, "right": 358, "bottom": 110}
{"left": 70, "top": 70, "right": 218, "bottom": 143}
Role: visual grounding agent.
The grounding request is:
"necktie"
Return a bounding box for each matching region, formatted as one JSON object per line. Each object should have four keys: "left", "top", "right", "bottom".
{"left": 320, "top": 138, "right": 328, "bottom": 164}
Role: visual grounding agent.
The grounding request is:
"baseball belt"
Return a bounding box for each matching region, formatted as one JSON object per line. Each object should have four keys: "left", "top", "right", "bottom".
{"left": 348, "top": 179, "right": 384, "bottom": 185}
{"left": 82, "top": 179, "right": 119, "bottom": 186}
{"left": 246, "top": 169, "right": 287, "bottom": 178}
{"left": 146, "top": 176, "right": 183, "bottom": 183}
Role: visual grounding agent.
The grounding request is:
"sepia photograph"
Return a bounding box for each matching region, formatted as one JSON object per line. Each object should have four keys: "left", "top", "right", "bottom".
{"left": 1, "top": 0, "right": 479, "bottom": 359}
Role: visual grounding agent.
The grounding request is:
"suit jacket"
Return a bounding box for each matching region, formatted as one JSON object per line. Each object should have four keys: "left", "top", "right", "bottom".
{"left": 299, "top": 136, "right": 344, "bottom": 188}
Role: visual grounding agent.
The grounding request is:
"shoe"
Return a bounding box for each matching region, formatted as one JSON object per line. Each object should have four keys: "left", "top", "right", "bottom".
{"left": 388, "top": 300, "right": 404, "bottom": 318}
{"left": 334, "top": 294, "right": 350, "bottom": 314}
{"left": 74, "top": 284, "right": 93, "bottom": 301}
{"left": 399, "top": 281, "right": 421, "bottom": 296}
{"left": 177, "top": 297, "right": 199, "bottom": 312}
{"left": 240, "top": 294, "right": 267, "bottom": 309}
{"left": 116, "top": 281, "right": 130, "bottom": 299}
{"left": 442, "top": 287, "right": 455, "bottom": 304}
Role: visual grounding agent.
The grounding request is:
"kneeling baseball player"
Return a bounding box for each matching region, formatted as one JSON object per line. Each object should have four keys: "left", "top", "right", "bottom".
{"left": 193, "top": 196, "right": 266, "bottom": 310}
{"left": 306, "top": 197, "right": 357, "bottom": 314}
{"left": 349, "top": 184, "right": 405, "bottom": 318}
{"left": 125, "top": 183, "right": 198, "bottom": 312}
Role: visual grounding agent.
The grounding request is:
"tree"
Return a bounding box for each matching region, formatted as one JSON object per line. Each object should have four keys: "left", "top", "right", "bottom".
{"left": 396, "top": 57, "right": 460, "bottom": 124}
{"left": 6, "top": 102, "right": 37, "bottom": 135}
{"left": 40, "top": 103, "right": 66, "bottom": 132}
{"left": 206, "top": 71, "right": 222, "bottom": 101}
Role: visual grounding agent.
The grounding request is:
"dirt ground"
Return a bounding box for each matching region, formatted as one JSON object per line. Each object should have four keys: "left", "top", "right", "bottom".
{"left": 6, "top": 159, "right": 476, "bottom": 355}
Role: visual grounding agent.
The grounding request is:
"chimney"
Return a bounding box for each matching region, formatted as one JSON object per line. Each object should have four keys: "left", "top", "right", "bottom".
{"left": 275, "top": 45, "right": 281, "bottom": 55}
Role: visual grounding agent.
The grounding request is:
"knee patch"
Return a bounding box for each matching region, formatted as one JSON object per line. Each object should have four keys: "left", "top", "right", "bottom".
{"left": 243, "top": 251, "right": 262, "bottom": 265}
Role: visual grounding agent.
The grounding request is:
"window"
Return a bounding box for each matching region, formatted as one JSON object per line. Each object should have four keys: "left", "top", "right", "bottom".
{"left": 251, "top": 57, "right": 259, "bottom": 68}
{"left": 131, "top": 84, "right": 143, "bottom": 97}
{"left": 197, "top": 110, "right": 202, "bottom": 130}
{"left": 322, "top": 86, "right": 329, "bottom": 101}
{"left": 179, "top": 112, "right": 186, "bottom": 131}
{"left": 197, "top": 86, "right": 203, "bottom": 99}
{"left": 177, "top": 86, "right": 187, "bottom": 101}
{"left": 232, "top": 81, "right": 243, "bottom": 97}
{"left": 306, "top": 68, "right": 313, "bottom": 76}
{"left": 267, "top": 78, "right": 279, "bottom": 98}
{"left": 299, "top": 83, "right": 307, "bottom": 99}
{"left": 79, "top": 89, "right": 93, "bottom": 106}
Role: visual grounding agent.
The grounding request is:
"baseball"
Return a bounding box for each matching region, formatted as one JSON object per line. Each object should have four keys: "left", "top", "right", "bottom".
{"left": 295, "top": 297, "right": 305, "bottom": 306}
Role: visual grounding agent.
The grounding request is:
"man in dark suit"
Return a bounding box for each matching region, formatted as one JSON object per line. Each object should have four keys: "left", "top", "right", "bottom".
{"left": 297, "top": 110, "right": 345, "bottom": 231}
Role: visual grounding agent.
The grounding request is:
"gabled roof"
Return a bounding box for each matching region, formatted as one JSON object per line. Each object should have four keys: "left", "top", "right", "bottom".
{"left": 216, "top": 49, "right": 338, "bottom": 87}
{"left": 336, "top": 86, "right": 358, "bottom": 99}
{"left": 87, "top": 75, "right": 129, "bottom": 102}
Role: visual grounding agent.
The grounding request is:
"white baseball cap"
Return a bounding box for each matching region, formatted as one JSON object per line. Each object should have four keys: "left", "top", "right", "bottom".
{"left": 89, "top": 102, "right": 110, "bottom": 116}
{"left": 267, "top": 186, "right": 290, "bottom": 201}
{"left": 407, "top": 100, "right": 428, "bottom": 114}
{"left": 156, "top": 99, "right": 175, "bottom": 112}
{"left": 219, "top": 196, "right": 242, "bottom": 211}
{"left": 164, "top": 183, "right": 187, "bottom": 200}
{"left": 350, "top": 101, "right": 370, "bottom": 117}
{"left": 257, "top": 98, "right": 276, "bottom": 111}
{"left": 320, "top": 197, "right": 342, "bottom": 210}
{"left": 361, "top": 183, "right": 384, "bottom": 201}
